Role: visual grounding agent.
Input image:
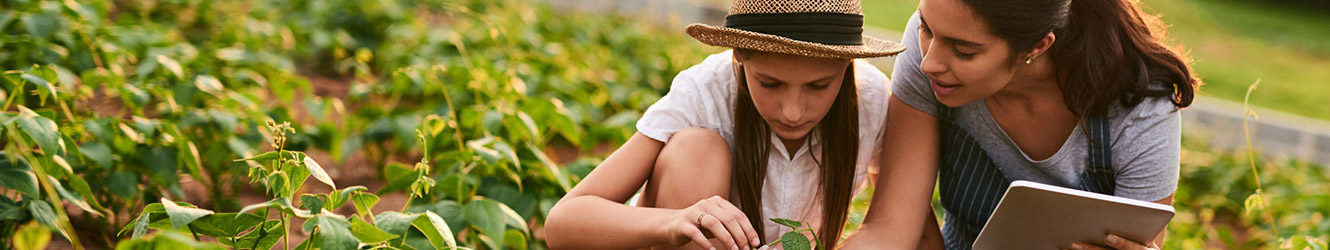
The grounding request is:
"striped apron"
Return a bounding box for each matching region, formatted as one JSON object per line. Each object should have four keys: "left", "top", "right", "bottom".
{"left": 936, "top": 104, "right": 1117, "bottom": 250}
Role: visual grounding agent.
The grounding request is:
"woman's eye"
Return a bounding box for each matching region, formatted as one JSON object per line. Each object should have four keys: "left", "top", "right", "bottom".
{"left": 810, "top": 83, "right": 831, "bottom": 90}
{"left": 759, "top": 81, "right": 779, "bottom": 88}
{"left": 953, "top": 48, "right": 975, "bottom": 59}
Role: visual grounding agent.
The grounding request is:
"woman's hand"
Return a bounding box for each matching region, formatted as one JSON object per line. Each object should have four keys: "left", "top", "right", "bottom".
{"left": 665, "top": 195, "right": 762, "bottom": 250}
{"left": 1066, "top": 234, "right": 1159, "bottom": 250}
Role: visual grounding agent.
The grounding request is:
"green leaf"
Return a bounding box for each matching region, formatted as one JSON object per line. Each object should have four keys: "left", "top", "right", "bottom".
{"left": 21, "top": 73, "right": 57, "bottom": 104}
{"left": 350, "top": 216, "right": 398, "bottom": 244}
{"left": 379, "top": 163, "right": 417, "bottom": 194}
{"left": 371, "top": 212, "right": 420, "bottom": 236}
{"left": 223, "top": 220, "right": 283, "bottom": 250}
{"left": 315, "top": 215, "right": 360, "bottom": 250}
{"left": 161, "top": 198, "right": 213, "bottom": 229}
{"left": 464, "top": 198, "right": 509, "bottom": 249}
{"left": 328, "top": 186, "right": 368, "bottom": 210}
{"left": 0, "top": 196, "right": 29, "bottom": 220}
{"left": 21, "top": 11, "right": 61, "bottom": 38}
{"left": 190, "top": 213, "right": 264, "bottom": 237}
{"left": 0, "top": 157, "right": 40, "bottom": 197}
{"left": 304, "top": 155, "right": 336, "bottom": 189}
{"left": 412, "top": 210, "right": 458, "bottom": 250}
{"left": 106, "top": 171, "right": 140, "bottom": 198}
{"left": 351, "top": 192, "right": 380, "bottom": 217}
{"left": 14, "top": 221, "right": 51, "bottom": 250}
{"left": 27, "top": 200, "right": 67, "bottom": 239}
{"left": 779, "top": 231, "right": 812, "bottom": 250}
{"left": 504, "top": 229, "right": 528, "bottom": 250}
{"left": 120, "top": 203, "right": 165, "bottom": 238}
{"left": 47, "top": 176, "right": 101, "bottom": 216}
{"left": 300, "top": 194, "right": 327, "bottom": 212}
{"left": 15, "top": 107, "right": 63, "bottom": 155}
{"left": 78, "top": 142, "right": 112, "bottom": 168}
{"left": 770, "top": 218, "right": 804, "bottom": 229}
{"left": 157, "top": 55, "right": 185, "bottom": 79}
{"left": 195, "top": 75, "right": 224, "bottom": 95}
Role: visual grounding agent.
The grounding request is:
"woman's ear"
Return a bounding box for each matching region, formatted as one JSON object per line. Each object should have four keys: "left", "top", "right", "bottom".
{"left": 1026, "top": 32, "right": 1057, "bottom": 62}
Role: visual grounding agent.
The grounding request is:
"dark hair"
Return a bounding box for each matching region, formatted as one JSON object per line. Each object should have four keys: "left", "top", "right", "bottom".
{"left": 731, "top": 49, "right": 858, "bottom": 248}
{"left": 960, "top": 0, "right": 1200, "bottom": 118}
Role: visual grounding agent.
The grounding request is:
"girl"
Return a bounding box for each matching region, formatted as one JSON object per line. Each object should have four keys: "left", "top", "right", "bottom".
{"left": 841, "top": 0, "right": 1199, "bottom": 249}
{"left": 544, "top": 0, "right": 904, "bottom": 249}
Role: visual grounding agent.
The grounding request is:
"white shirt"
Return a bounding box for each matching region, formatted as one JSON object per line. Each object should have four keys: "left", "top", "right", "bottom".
{"left": 636, "top": 50, "right": 891, "bottom": 243}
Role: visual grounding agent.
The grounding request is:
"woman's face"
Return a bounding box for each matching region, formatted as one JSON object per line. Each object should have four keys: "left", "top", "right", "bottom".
{"left": 917, "top": 0, "right": 1020, "bottom": 107}
{"left": 737, "top": 51, "right": 851, "bottom": 142}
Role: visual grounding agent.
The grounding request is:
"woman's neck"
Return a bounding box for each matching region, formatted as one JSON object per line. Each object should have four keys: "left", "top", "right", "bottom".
{"left": 989, "top": 57, "right": 1064, "bottom": 112}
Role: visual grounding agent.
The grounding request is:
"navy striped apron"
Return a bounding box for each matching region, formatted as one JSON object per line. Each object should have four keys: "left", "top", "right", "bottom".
{"left": 937, "top": 104, "right": 1117, "bottom": 249}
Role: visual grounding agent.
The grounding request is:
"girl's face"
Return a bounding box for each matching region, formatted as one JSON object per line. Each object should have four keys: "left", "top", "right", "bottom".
{"left": 917, "top": 0, "right": 1020, "bottom": 107}
{"left": 737, "top": 51, "right": 851, "bottom": 142}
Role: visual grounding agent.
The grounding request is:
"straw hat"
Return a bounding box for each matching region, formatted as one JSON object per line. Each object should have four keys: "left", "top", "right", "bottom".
{"left": 686, "top": 0, "right": 905, "bottom": 59}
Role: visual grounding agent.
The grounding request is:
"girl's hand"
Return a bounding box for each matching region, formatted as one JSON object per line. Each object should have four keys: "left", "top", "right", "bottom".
{"left": 1066, "top": 234, "right": 1159, "bottom": 250}
{"left": 666, "top": 195, "right": 762, "bottom": 250}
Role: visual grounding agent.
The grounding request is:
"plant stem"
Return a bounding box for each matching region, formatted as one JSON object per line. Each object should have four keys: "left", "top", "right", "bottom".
{"left": 4, "top": 124, "right": 84, "bottom": 250}
{"left": 1242, "top": 80, "right": 1280, "bottom": 237}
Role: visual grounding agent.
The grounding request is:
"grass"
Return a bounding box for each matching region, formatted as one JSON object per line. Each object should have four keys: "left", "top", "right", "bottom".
{"left": 859, "top": 0, "right": 1330, "bottom": 120}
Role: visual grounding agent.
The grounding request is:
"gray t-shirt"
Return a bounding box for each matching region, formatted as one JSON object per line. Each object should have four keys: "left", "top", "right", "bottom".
{"left": 891, "top": 12, "right": 1179, "bottom": 202}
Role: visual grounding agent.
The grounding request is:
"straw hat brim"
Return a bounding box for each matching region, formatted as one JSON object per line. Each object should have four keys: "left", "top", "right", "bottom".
{"left": 686, "top": 23, "right": 905, "bottom": 59}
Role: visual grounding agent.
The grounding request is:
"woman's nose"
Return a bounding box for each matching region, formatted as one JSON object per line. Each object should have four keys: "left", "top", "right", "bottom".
{"left": 919, "top": 43, "right": 946, "bottom": 75}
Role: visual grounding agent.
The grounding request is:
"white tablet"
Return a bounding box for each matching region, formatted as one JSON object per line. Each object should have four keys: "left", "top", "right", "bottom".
{"left": 972, "top": 180, "right": 1175, "bottom": 250}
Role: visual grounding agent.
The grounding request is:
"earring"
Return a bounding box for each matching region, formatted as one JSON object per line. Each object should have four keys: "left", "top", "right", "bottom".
{"left": 1025, "top": 57, "right": 1033, "bottom": 64}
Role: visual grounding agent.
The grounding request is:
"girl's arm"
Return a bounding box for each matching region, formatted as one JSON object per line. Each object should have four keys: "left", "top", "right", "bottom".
{"left": 544, "top": 132, "right": 757, "bottom": 250}
{"left": 839, "top": 96, "right": 942, "bottom": 249}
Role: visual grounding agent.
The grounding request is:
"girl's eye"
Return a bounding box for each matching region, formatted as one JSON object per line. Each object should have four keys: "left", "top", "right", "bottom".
{"left": 809, "top": 83, "right": 831, "bottom": 90}
{"left": 759, "top": 81, "right": 779, "bottom": 88}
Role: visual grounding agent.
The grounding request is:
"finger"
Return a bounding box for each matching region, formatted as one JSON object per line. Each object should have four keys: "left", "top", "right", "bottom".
{"left": 713, "top": 198, "right": 761, "bottom": 247}
{"left": 685, "top": 226, "right": 716, "bottom": 250}
{"left": 699, "top": 213, "right": 738, "bottom": 250}
{"left": 712, "top": 199, "right": 755, "bottom": 248}
{"left": 1106, "top": 234, "right": 1150, "bottom": 250}
{"left": 1068, "top": 242, "right": 1112, "bottom": 250}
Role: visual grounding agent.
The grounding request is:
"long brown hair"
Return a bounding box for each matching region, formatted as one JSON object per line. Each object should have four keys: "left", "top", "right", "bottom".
{"left": 960, "top": 0, "right": 1200, "bottom": 118}
{"left": 731, "top": 49, "right": 859, "bottom": 248}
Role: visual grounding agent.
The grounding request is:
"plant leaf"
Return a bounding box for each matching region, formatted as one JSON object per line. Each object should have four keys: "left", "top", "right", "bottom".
{"left": 190, "top": 213, "right": 264, "bottom": 237}
{"left": 464, "top": 198, "right": 508, "bottom": 249}
{"left": 351, "top": 192, "right": 380, "bottom": 218}
{"left": 14, "top": 221, "right": 52, "bottom": 250}
{"left": 770, "top": 218, "right": 803, "bottom": 229}
{"left": 304, "top": 155, "right": 336, "bottom": 189}
{"left": 412, "top": 210, "right": 457, "bottom": 250}
{"left": 195, "top": 75, "right": 224, "bottom": 94}
{"left": 372, "top": 211, "right": 420, "bottom": 236}
{"left": 779, "top": 231, "right": 812, "bottom": 250}
{"left": 161, "top": 198, "right": 213, "bottom": 229}
{"left": 350, "top": 216, "right": 398, "bottom": 244}
{"left": 315, "top": 215, "right": 359, "bottom": 250}
{"left": 15, "top": 107, "right": 62, "bottom": 155}
{"left": 156, "top": 55, "right": 185, "bottom": 79}
{"left": 0, "top": 157, "right": 40, "bottom": 197}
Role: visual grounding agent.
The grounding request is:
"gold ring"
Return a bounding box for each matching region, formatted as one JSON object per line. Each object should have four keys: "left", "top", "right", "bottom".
{"left": 696, "top": 213, "right": 706, "bottom": 225}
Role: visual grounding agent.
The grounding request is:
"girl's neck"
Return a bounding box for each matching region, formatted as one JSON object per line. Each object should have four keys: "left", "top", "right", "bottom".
{"left": 780, "top": 137, "right": 805, "bottom": 160}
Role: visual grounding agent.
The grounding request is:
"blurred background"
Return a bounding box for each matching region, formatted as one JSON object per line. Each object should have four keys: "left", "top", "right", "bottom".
{"left": 0, "top": 0, "right": 1326, "bottom": 249}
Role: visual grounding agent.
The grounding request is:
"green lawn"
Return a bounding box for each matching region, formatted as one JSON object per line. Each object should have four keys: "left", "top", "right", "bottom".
{"left": 860, "top": 0, "right": 1330, "bottom": 120}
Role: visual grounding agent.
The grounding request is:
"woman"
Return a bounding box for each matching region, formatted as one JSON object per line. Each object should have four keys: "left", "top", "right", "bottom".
{"left": 840, "top": 0, "right": 1199, "bottom": 249}
{"left": 544, "top": 0, "right": 904, "bottom": 249}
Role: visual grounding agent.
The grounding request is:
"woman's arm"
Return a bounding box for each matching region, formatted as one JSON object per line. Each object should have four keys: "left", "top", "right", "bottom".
{"left": 544, "top": 132, "right": 758, "bottom": 250}
{"left": 839, "top": 96, "right": 942, "bottom": 249}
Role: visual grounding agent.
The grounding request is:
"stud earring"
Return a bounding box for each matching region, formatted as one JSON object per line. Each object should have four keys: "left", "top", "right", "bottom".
{"left": 1025, "top": 57, "right": 1033, "bottom": 64}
